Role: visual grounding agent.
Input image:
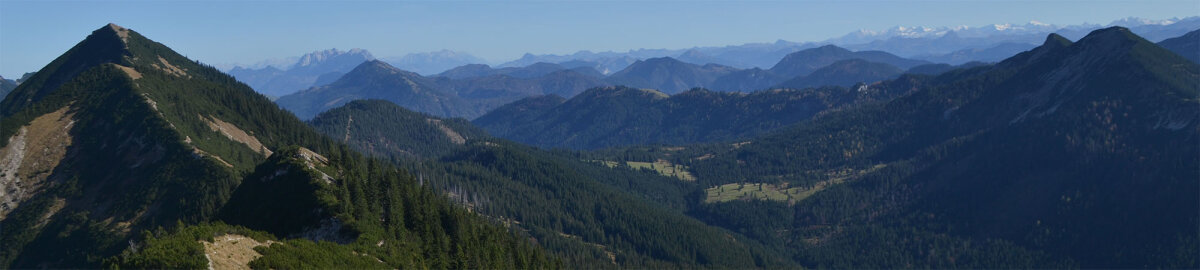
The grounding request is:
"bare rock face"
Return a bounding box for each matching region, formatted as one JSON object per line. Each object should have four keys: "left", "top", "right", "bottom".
{"left": 0, "top": 106, "right": 75, "bottom": 220}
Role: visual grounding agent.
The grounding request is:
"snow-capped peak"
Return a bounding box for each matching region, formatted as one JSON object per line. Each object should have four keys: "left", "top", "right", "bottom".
{"left": 1109, "top": 16, "right": 1178, "bottom": 27}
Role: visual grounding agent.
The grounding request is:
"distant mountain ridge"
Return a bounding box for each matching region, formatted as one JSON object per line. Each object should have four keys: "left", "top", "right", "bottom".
{"left": 381, "top": 50, "right": 488, "bottom": 75}
{"left": 774, "top": 59, "right": 905, "bottom": 89}
{"left": 1158, "top": 29, "right": 1200, "bottom": 63}
{"left": 436, "top": 62, "right": 601, "bottom": 80}
{"left": 604, "top": 58, "right": 738, "bottom": 94}
{"left": 309, "top": 99, "right": 488, "bottom": 159}
{"left": 473, "top": 80, "right": 925, "bottom": 149}
{"left": 228, "top": 48, "right": 374, "bottom": 98}
{"left": 916, "top": 42, "right": 1038, "bottom": 65}
{"left": 276, "top": 60, "right": 609, "bottom": 119}
{"left": 276, "top": 60, "right": 472, "bottom": 119}
{"left": 216, "top": 17, "right": 1195, "bottom": 87}
{"left": 0, "top": 76, "right": 15, "bottom": 99}
{"left": 489, "top": 16, "right": 1196, "bottom": 73}
{"left": 769, "top": 45, "right": 928, "bottom": 75}
{"left": 281, "top": 44, "right": 928, "bottom": 119}
{"left": 709, "top": 45, "right": 927, "bottom": 91}
{"left": 840, "top": 17, "right": 1200, "bottom": 58}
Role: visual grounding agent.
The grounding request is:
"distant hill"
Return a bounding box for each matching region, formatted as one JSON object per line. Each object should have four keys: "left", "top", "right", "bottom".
{"left": 774, "top": 59, "right": 905, "bottom": 89}
{"left": 0, "top": 24, "right": 551, "bottom": 269}
{"left": 708, "top": 68, "right": 789, "bottom": 92}
{"left": 440, "top": 68, "right": 607, "bottom": 99}
{"left": 768, "top": 45, "right": 929, "bottom": 77}
{"left": 1158, "top": 29, "right": 1199, "bottom": 63}
{"left": 276, "top": 60, "right": 472, "bottom": 119}
{"left": 434, "top": 63, "right": 495, "bottom": 79}
{"left": 308, "top": 99, "right": 487, "bottom": 159}
{"left": 500, "top": 52, "right": 642, "bottom": 74}
{"left": 904, "top": 61, "right": 991, "bottom": 75}
{"left": 474, "top": 82, "right": 924, "bottom": 150}
{"left": 436, "top": 62, "right": 599, "bottom": 80}
{"left": 604, "top": 57, "right": 738, "bottom": 94}
{"left": 228, "top": 48, "right": 374, "bottom": 98}
{"left": 916, "top": 42, "right": 1037, "bottom": 64}
{"left": 471, "top": 94, "right": 565, "bottom": 128}
{"left": 710, "top": 45, "right": 927, "bottom": 91}
{"left": 381, "top": 49, "right": 487, "bottom": 75}
{"left": 674, "top": 49, "right": 725, "bottom": 66}
{"left": 499, "top": 39, "right": 817, "bottom": 73}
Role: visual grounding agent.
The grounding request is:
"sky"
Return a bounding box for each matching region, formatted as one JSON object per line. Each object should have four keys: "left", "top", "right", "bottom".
{"left": 1, "top": 0, "right": 1197, "bottom": 78}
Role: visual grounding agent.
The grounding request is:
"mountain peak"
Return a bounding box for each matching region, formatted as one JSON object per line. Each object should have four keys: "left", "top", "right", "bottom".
{"left": 2, "top": 23, "right": 143, "bottom": 113}
{"left": 643, "top": 56, "right": 683, "bottom": 64}
{"left": 1077, "top": 26, "right": 1140, "bottom": 43}
{"left": 95, "top": 23, "right": 132, "bottom": 45}
{"left": 294, "top": 48, "right": 374, "bottom": 68}
{"left": 1002, "top": 26, "right": 1153, "bottom": 69}
{"left": 105, "top": 23, "right": 126, "bottom": 32}
{"left": 354, "top": 59, "right": 402, "bottom": 73}
{"left": 1042, "top": 33, "right": 1073, "bottom": 48}
{"left": 814, "top": 44, "right": 847, "bottom": 51}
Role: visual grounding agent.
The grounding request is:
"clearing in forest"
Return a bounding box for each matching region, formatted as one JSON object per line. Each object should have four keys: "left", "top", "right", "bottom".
{"left": 704, "top": 164, "right": 886, "bottom": 204}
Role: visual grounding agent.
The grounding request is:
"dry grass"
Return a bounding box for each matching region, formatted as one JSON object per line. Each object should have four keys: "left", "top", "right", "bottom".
{"left": 108, "top": 23, "right": 130, "bottom": 42}
{"left": 202, "top": 115, "right": 272, "bottom": 157}
{"left": 592, "top": 159, "right": 696, "bottom": 181}
{"left": 112, "top": 64, "right": 142, "bottom": 80}
{"left": 154, "top": 56, "right": 188, "bottom": 78}
{"left": 200, "top": 234, "right": 275, "bottom": 270}
{"left": 626, "top": 159, "right": 696, "bottom": 181}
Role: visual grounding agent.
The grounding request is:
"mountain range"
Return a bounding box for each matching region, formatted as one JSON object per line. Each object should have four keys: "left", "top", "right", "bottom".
{"left": 483, "top": 16, "right": 1198, "bottom": 74}
{"left": 275, "top": 44, "right": 932, "bottom": 120}
{"left": 227, "top": 48, "right": 375, "bottom": 98}
{"left": 380, "top": 50, "right": 489, "bottom": 76}
{"left": 473, "top": 78, "right": 925, "bottom": 149}
{"left": 275, "top": 60, "right": 608, "bottom": 119}
{"left": 218, "top": 16, "right": 1195, "bottom": 105}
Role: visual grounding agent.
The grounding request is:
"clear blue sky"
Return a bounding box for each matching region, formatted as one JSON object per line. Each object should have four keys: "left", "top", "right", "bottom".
{"left": 1, "top": 0, "right": 1197, "bottom": 78}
